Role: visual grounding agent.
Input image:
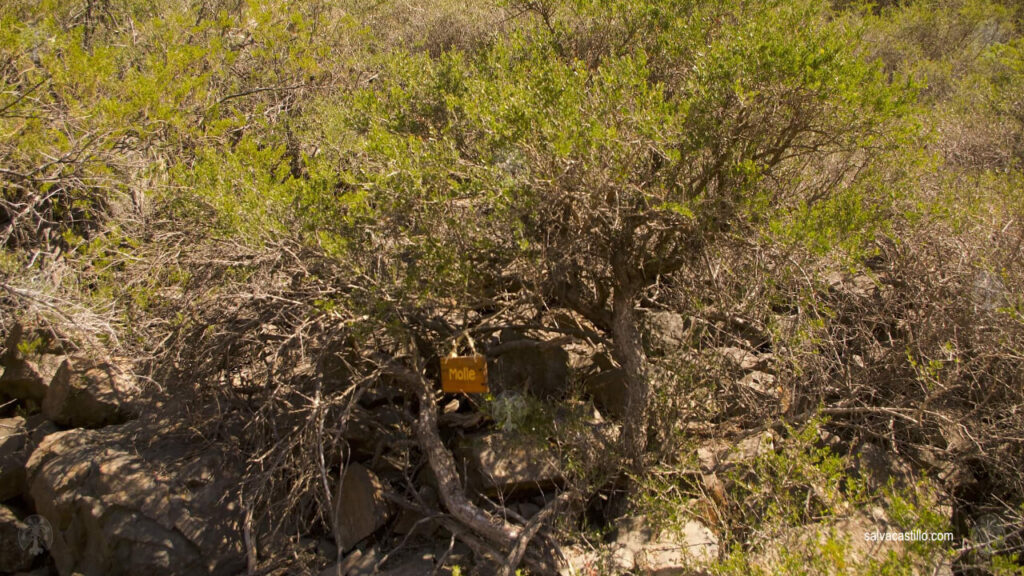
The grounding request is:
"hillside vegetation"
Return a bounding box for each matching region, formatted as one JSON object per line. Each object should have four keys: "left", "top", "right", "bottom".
{"left": 1, "top": 0, "right": 1023, "bottom": 575}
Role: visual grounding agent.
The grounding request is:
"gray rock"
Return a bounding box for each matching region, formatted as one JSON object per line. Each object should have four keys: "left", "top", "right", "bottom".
{"left": 0, "top": 504, "right": 35, "bottom": 573}
{"left": 737, "top": 371, "right": 777, "bottom": 396}
{"left": 752, "top": 513, "right": 907, "bottom": 572}
{"left": 42, "top": 357, "right": 138, "bottom": 428}
{"left": 0, "top": 416, "right": 28, "bottom": 500}
{"left": 557, "top": 544, "right": 600, "bottom": 576}
{"left": 972, "top": 269, "right": 1010, "bottom": 312}
{"left": 716, "top": 347, "right": 772, "bottom": 371}
{"left": 698, "top": 431, "right": 776, "bottom": 473}
{"left": 333, "top": 463, "right": 392, "bottom": 552}
{"left": 513, "top": 501, "right": 541, "bottom": 519}
{"left": 642, "top": 311, "right": 690, "bottom": 356}
{"left": 613, "top": 516, "right": 720, "bottom": 574}
{"left": 25, "top": 422, "right": 246, "bottom": 576}
{"left": 826, "top": 272, "right": 884, "bottom": 299}
{"left": 455, "top": 432, "right": 562, "bottom": 496}
{"left": 647, "top": 521, "right": 719, "bottom": 570}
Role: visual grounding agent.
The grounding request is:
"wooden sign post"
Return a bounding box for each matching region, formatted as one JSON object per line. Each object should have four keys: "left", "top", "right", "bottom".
{"left": 441, "top": 354, "right": 488, "bottom": 393}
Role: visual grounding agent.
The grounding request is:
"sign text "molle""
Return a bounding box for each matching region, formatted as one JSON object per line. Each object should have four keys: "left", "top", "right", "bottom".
{"left": 441, "top": 355, "right": 488, "bottom": 393}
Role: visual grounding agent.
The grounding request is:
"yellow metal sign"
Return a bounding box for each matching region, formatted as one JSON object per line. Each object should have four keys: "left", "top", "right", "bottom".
{"left": 441, "top": 355, "right": 488, "bottom": 393}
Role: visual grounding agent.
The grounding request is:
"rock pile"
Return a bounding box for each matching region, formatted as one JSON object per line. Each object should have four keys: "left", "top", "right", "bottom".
{"left": 0, "top": 326, "right": 160, "bottom": 575}
{"left": 25, "top": 424, "right": 246, "bottom": 576}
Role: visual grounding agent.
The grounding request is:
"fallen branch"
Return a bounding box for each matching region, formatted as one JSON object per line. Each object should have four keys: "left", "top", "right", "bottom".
{"left": 383, "top": 492, "right": 505, "bottom": 566}
{"left": 500, "top": 490, "right": 577, "bottom": 576}
{"left": 382, "top": 358, "right": 522, "bottom": 548}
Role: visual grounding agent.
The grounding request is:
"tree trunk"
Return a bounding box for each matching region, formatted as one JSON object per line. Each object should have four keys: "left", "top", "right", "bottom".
{"left": 611, "top": 282, "right": 650, "bottom": 471}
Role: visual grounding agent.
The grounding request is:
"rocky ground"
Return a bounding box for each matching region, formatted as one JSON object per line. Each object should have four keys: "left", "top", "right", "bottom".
{"left": 1, "top": 281, "right": 1000, "bottom": 576}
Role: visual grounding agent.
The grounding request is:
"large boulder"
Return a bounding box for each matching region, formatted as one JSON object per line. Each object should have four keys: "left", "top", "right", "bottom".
{"left": 333, "top": 462, "right": 392, "bottom": 552}
{"left": 736, "top": 371, "right": 777, "bottom": 397}
{"left": 641, "top": 521, "right": 719, "bottom": 571}
{"left": 24, "top": 421, "right": 246, "bottom": 576}
{"left": 1, "top": 415, "right": 59, "bottom": 502}
{"left": 488, "top": 336, "right": 570, "bottom": 399}
{"left": 0, "top": 354, "right": 65, "bottom": 408}
{"left": 455, "top": 432, "right": 562, "bottom": 496}
{"left": 0, "top": 416, "right": 28, "bottom": 501}
{"left": 0, "top": 504, "right": 36, "bottom": 573}
{"left": 42, "top": 357, "right": 139, "bottom": 428}
{"left": 24, "top": 414, "right": 59, "bottom": 447}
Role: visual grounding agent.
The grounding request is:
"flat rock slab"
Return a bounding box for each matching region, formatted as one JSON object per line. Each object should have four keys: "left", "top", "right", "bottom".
{"left": 753, "top": 513, "right": 951, "bottom": 574}
{"left": 635, "top": 521, "right": 719, "bottom": 572}
{"left": 333, "top": 463, "right": 392, "bottom": 552}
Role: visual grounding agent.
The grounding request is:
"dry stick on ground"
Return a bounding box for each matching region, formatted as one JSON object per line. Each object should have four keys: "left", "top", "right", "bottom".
{"left": 382, "top": 358, "right": 522, "bottom": 549}
{"left": 384, "top": 492, "right": 505, "bottom": 566}
{"left": 499, "top": 489, "right": 578, "bottom": 576}
{"left": 241, "top": 497, "right": 258, "bottom": 573}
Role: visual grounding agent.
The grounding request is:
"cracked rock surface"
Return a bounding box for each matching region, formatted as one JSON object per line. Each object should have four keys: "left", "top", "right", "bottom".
{"left": 25, "top": 419, "right": 245, "bottom": 576}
